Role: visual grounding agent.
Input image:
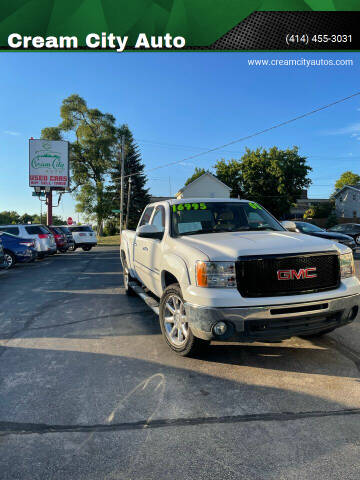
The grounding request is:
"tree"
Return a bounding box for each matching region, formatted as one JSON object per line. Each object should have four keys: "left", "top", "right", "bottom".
{"left": 214, "top": 159, "right": 243, "bottom": 198}
{"left": 185, "top": 167, "right": 209, "bottom": 186}
{"left": 0, "top": 210, "right": 64, "bottom": 225}
{"left": 108, "top": 125, "right": 150, "bottom": 230}
{"left": 238, "top": 147, "right": 311, "bottom": 218}
{"left": 334, "top": 171, "right": 360, "bottom": 191}
{"left": 42, "top": 94, "right": 120, "bottom": 235}
{"left": 0, "top": 211, "right": 20, "bottom": 224}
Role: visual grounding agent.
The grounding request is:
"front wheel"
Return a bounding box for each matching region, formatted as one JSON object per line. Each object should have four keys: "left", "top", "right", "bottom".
{"left": 159, "top": 284, "right": 209, "bottom": 356}
{"left": 82, "top": 246, "right": 92, "bottom": 251}
{"left": 4, "top": 251, "right": 16, "bottom": 269}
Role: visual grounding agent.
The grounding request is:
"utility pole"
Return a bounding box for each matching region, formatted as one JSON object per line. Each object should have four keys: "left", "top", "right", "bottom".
{"left": 119, "top": 135, "right": 125, "bottom": 235}
{"left": 47, "top": 189, "right": 52, "bottom": 225}
{"left": 125, "top": 177, "right": 132, "bottom": 230}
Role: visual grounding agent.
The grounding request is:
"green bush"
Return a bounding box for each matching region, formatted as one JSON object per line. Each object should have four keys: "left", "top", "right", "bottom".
{"left": 103, "top": 219, "right": 118, "bottom": 236}
{"left": 325, "top": 213, "right": 338, "bottom": 229}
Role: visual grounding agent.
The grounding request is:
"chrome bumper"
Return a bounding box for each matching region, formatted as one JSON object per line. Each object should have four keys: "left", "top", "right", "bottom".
{"left": 184, "top": 294, "right": 360, "bottom": 341}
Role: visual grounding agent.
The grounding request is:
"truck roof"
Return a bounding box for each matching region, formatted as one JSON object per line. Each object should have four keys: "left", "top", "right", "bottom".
{"left": 156, "top": 198, "right": 251, "bottom": 206}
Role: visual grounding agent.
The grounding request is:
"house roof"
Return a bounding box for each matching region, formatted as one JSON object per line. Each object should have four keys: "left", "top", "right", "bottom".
{"left": 333, "top": 184, "right": 360, "bottom": 197}
{"left": 176, "top": 172, "right": 231, "bottom": 196}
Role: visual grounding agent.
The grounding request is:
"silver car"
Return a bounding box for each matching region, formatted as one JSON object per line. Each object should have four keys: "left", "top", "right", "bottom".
{"left": 0, "top": 224, "right": 56, "bottom": 258}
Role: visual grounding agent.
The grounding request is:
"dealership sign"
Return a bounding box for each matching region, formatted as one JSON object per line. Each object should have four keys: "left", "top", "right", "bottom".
{"left": 29, "top": 139, "right": 69, "bottom": 188}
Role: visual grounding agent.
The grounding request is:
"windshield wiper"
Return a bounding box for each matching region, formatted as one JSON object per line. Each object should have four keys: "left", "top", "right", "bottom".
{"left": 251, "top": 226, "right": 278, "bottom": 231}
{"left": 179, "top": 229, "right": 214, "bottom": 236}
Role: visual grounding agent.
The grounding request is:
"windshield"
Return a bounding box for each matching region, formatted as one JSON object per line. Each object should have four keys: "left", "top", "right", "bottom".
{"left": 25, "top": 225, "right": 50, "bottom": 235}
{"left": 171, "top": 201, "right": 284, "bottom": 237}
{"left": 296, "top": 222, "right": 324, "bottom": 233}
{"left": 69, "top": 226, "right": 93, "bottom": 232}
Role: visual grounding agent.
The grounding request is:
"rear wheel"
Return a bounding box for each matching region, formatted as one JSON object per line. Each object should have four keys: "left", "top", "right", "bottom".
{"left": 122, "top": 260, "right": 136, "bottom": 296}
{"left": 4, "top": 251, "right": 16, "bottom": 269}
{"left": 159, "top": 284, "right": 209, "bottom": 356}
{"left": 82, "top": 246, "right": 92, "bottom": 251}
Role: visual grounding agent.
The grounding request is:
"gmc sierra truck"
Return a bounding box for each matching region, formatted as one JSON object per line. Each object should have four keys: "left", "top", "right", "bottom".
{"left": 120, "top": 198, "right": 359, "bottom": 356}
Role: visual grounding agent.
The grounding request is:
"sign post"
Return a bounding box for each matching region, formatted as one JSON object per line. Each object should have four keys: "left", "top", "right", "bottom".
{"left": 29, "top": 139, "right": 69, "bottom": 226}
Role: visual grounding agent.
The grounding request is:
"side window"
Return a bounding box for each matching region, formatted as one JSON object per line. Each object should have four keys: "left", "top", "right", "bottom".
{"left": 0, "top": 227, "right": 20, "bottom": 235}
{"left": 139, "top": 207, "right": 154, "bottom": 227}
{"left": 151, "top": 206, "right": 165, "bottom": 233}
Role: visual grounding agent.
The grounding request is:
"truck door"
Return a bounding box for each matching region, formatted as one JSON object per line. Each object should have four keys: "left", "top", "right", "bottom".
{"left": 146, "top": 205, "right": 166, "bottom": 296}
{"left": 133, "top": 206, "right": 154, "bottom": 288}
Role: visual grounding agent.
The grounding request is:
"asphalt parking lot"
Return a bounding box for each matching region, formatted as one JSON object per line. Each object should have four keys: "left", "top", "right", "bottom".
{"left": 0, "top": 247, "right": 359, "bottom": 480}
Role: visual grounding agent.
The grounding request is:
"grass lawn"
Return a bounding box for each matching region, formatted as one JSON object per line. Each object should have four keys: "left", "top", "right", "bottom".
{"left": 97, "top": 235, "right": 120, "bottom": 246}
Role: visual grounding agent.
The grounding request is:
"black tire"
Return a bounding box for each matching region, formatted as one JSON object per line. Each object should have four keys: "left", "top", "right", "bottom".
{"left": 301, "top": 327, "right": 336, "bottom": 338}
{"left": 159, "top": 283, "right": 209, "bottom": 356}
{"left": 122, "top": 258, "right": 136, "bottom": 296}
{"left": 82, "top": 246, "right": 92, "bottom": 251}
{"left": 4, "top": 250, "right": 16, "bottom": 269}
{"left": 58, "top": 248, "right": 67, "bottom": 253}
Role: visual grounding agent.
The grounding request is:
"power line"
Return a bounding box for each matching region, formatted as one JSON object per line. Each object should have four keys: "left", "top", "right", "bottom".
{"left": 117, "top": 90, "right": 360, "bottom": 180}
{"left": 136, "top": 139, "right": 360, "bottom": 162}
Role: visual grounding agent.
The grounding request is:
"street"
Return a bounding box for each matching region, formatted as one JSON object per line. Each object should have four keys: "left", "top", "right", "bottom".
{"left": 0, "top": 246, "right": 359, "bottom": 479}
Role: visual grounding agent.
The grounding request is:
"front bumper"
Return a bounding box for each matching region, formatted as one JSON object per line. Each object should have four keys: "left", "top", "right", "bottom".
{"left": 74, "top": 242, "right": 97, "bottom": 248}
{"left": 185, "top": 294, "right": 360, "bottom": 342}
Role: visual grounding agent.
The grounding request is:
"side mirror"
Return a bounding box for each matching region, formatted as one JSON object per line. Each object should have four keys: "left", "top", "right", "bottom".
{"left": 137, "top": 224, "right": 163, "bottom": 240}
{"left": 281, "top": 220, "right": 297, "bottom": 232}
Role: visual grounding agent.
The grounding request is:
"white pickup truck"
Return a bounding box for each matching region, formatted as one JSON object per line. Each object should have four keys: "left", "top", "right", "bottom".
{"left": 120, "top": 198, "right": 359, "bottom": 356}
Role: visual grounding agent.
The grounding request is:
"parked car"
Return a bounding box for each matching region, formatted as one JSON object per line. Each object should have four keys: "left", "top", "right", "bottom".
{"left": 57, "top": 226, "right": 75, "bottom": 251}
{"left": 47, "top": 225, "right": 68, "bottom": 253}
{"left": 0, "top": 237, "right": 8, "bottom": 269}
{"left": 327, "top": 223, "right": 360, "bottom": 247}
{"left": 121, "top": 198, "right": 360, "bottom": 356}
{"left": 0, "top": 232, "right": 37, "bottom": 268}
{"left": 0, "top": 224, "right": 56, "bottom": 258}
{"left": 67, "top": 225, "right": 97, "bottom": 251}
{"left": 292, "top": 221, "right": 356, "bottom": 252}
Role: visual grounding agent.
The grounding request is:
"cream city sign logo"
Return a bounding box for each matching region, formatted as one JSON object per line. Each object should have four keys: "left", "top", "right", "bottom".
{"left": 30, "top": 141, "right": 65, "bottom": 171}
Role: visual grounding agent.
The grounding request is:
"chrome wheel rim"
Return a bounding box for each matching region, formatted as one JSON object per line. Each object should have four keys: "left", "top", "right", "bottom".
{"left": 163, "top": 294, "right": 189, "bottom": 347}
{"left": 4, "top": 253, "right": 13, "bottom": 267}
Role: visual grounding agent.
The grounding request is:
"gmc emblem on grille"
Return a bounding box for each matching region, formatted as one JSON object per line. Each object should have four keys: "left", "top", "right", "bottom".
{"left": 277, "top": 268, "right": 317, "bottom": 280}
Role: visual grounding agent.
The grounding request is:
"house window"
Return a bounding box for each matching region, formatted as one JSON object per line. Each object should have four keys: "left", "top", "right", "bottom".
{"left": 353, "top": 194, "right": 357, "bottom": 201}
{"left": 339, "top": 197, "right": 343, "bottom": 202}
{"left": 353, "top": 211, "right": 357, "bottom": 218}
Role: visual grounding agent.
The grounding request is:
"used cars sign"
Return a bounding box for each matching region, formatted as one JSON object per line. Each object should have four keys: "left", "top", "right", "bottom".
{"left": 29, "top": 139, "right": 69, "bottom": 188}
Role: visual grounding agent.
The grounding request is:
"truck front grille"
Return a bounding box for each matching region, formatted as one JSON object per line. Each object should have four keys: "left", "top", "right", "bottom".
{"left": 236, "top": 252, "right": 340, "bottom": 298}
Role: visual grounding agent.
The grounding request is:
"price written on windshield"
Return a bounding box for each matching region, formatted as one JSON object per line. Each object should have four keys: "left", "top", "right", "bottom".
{"left": 172, "top": 203, "right": 207, "bottom": 212}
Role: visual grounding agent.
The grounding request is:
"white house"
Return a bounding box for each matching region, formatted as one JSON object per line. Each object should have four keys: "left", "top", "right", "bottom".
{"left": 333, "top": 184, "right": 360, "bottom": 220}
{"left": 176, "top": 172, "right": 231, "bottom": 199}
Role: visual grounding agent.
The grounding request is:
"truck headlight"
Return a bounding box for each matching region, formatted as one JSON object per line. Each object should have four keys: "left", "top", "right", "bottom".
{"left": 196, "top": 261, "right": 236, "bottom": 288}
{"left": 340, "top": 252, "right": 355, "bottom": 279}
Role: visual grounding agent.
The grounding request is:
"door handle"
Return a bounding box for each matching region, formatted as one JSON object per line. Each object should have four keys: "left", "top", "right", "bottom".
{"left": 143, "top": 246, "right": 148, "bottom": 251}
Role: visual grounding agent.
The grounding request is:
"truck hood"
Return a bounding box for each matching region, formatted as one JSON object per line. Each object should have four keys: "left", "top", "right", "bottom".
{"left": 178, "top": 231, "right": 346, "bottom": 261}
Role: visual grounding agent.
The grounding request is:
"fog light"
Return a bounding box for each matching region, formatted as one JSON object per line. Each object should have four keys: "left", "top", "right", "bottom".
{"left": 213, "top": 321, "right": 227, "bottom": 336}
